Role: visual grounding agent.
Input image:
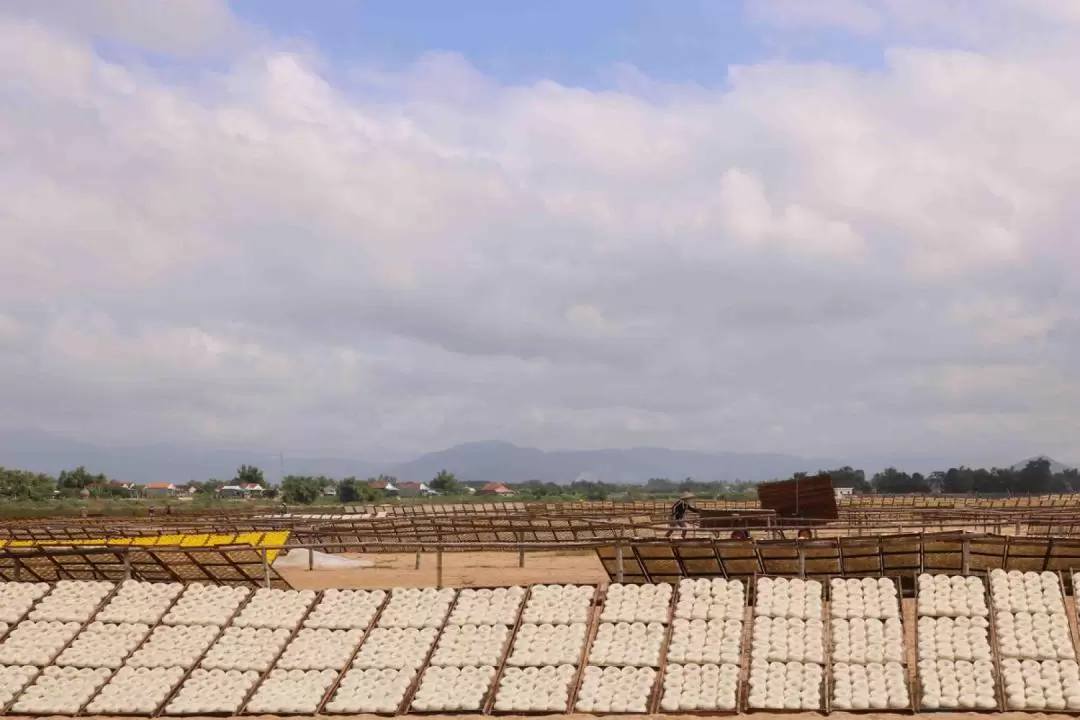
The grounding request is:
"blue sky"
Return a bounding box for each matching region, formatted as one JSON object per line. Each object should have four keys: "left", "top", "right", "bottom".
{"left": 227, "top": 0, "right": 886, "bottom": 87}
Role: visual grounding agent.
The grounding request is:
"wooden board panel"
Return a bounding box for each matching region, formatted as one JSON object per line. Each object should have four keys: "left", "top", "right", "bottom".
{"left": 756, "top": 474, "right": 839, "bottom": 520}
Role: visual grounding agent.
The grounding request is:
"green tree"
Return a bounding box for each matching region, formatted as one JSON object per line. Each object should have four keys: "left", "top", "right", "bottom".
{"left": 645, "top": 478, "right": 676, "bottom": 495}
{"left": 234, "top": 465, "right": 266, "bottom": 487}
{"left": 281, "top": 475, "right": 320, "bottom": 504}
{"left": 871, "top": 467, "right": 930, "bottom": 493}
{"left": 570, "top": 479, "right": 614, "bottom": 501}
{"left": 1015, "top": 458, "right": 1053, "bottom": 494}
{"left": 513, "top": 480, "right": 564, "bottom": 499}
{"left": 338, "top": 477, "right": 375, "bottom": 503}
{"left": 57, "top": 466, "right": 106, "bottom": 491}
{"left": 0, "top": 467, "right": 57, "bottom": 501}
{"left": 430, "top": 470, "right": 460, "bottom": 494}
{"left": 188, "top": 480, "right": 223, "bottom": 495}
{"left": 823, "top": 466, "right": 871, "bottom": 493}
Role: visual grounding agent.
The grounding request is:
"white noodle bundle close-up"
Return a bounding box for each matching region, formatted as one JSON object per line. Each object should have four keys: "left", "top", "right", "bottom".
{"left": 754, "top": 577, "right": 823, "bottom": 620}
{"left": 0, "top": 664, "right": 38, "bottom": 708}
{"left": 751, "top": 616, "right": 824, "bottom": 663}
{"left": 600, "top": 583, "right": 673, "bottom": 624}
{"left": 667, "top": 618, "right": 742, "bottom": 664}
{"left": 829, "top": 577, "right": 900, "bottom": 619}
{"left": 96, "top": 580, "right": 183, "bottom": 625}
{"left": 429, "top": 624, "right": 509, "bottom": 667}
{"left": 276, "top": 627, "right": 365, "bottom": 670}
{"left": 831, "top": 617, "right": 904, "bottom": 664}
{"left": 162, "top": 584, "right": 250, "bottom": 626}
{"left": 200, "top": 626, "right": 292, "bottom": 672}
{"left": 56, "top": 621, "right": 149, "bottom": 668}
{"left": 448, "top": 587, "right": 526, "bottom": 625}
{"left": 165, "top": 667, "right": 260, "bottom": 714}
{"left": 831, "top": 661, "right": 909, "bottom": 710}
{"left": 0, "top": 620, "right": 81, "bottom": 666}
{"left": 245, "top": 668, "right": 339, "bottom": 714}
{"left": 304, "top": 588, "right": 385, "bottom": 630}
{"left": 506, "top": 622, "right": 587, "bottom": 666}
{"left": 747, "top": 659, "right": 823, "bottom": 710}
{"left": 675, "top": 578, "right": 745, "bottom": 621}
{"left": 377, "top": 588, "right": 456, "bottom": 629}
{"left": 915, "top": 574, "right": 988, "bottom": 617}
{"left": 232, "top": 588, "right": 316, "bottom": 629}
{"left": 588, "top": 621, "right": 666, "bottom": 667}
{"left": 86, "top": 666, "right": 185, "bottom": 714}
{"left": 351, "top": 626, "right": 438, "bottom": 670}
{"left": 660, "top": 662, "right": 739, "bottom": 711}
{"left": 0, "top": 583, "right": 50, "bottom": 624}
{"left": 917, "top": 658, "right": 996, "bottom": 709}
{"left": 1001, "top": 658, "right": 1080, "bottom": 710}
{"left": 521, "top": 585, "right": 593, "bottom": 624}
{"left": 125, "top": 624, "right": 219, "bottom": 669}
{"left": 493, "top": 665, "right": 576, "bottom": 712}
{"left": 324, "top": 667, "right": 414, "bottom": 714}
{"left": 28, "top": 580, "right": 113, "bottom": 623}
{"left": 11, "top": 665, "right": 112, "bottom": 715}
{"left": 411, "top": 665, "right": 496, "bottom": 712}
{"left": 916, "top": 616, "right": 993, "bottom": 662}
{"left": 574, "top": 665, "right": 657, "bottom": 714}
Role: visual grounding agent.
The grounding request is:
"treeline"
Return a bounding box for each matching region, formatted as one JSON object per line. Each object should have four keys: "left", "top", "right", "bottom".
{"left": 2, "top": 458, "right": 1077, "bottom": 504}
{"left": 856, "top": 459, "right": 1080, "bottom": 495}
{"left": 512, "top": 459, "right": 1080, "bottom": 499}
{"left": 0, "top": 462, "right": 468, "bottom": 506}
{"left": 0, "top": 465, "right": 137, "bottom": 502}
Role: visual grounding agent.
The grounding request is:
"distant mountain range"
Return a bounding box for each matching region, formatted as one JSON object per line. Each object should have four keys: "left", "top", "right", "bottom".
{"left": 1010, "top": 455, "right": 1075, "bottom": 473}
{"left": 0, "top": 430, "right": 1069, "bottom": 485}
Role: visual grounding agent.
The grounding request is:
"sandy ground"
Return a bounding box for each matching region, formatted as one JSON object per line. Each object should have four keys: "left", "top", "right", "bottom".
{"left": 277, "top": 550, "right": 609, "bottom": 589}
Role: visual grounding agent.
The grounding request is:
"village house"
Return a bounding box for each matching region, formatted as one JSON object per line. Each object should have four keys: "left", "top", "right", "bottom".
{"left": 478, "top": 482, "right": 516, "bottom": 496}
{"left": 142, "top": 482, "right": 177, "bottom": 497}
{"left": 396, "top": 481, "right": 438, "bottom": 498}
{"left": 367, "top": 479, "right": 399, "bottom": 494}
{"left": 217, "top": 483, "right": 264, "bottom": 499}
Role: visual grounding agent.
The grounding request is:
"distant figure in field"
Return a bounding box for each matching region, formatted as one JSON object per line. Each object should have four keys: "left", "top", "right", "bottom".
{"left": 666, "top": 494, "right": 700, "bottom": 538}
{"left": 147, "top": 506, "right": 156, "bottom": 519}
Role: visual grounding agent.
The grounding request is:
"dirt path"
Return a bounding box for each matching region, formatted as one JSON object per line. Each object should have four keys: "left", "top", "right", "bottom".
{"left": 276, "top": 549, "right": 609, "bottom": 589}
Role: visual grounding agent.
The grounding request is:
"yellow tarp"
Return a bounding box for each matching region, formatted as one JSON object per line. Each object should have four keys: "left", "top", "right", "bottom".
{"left": 0, "top": 531, "right": 291, "bottom": 562}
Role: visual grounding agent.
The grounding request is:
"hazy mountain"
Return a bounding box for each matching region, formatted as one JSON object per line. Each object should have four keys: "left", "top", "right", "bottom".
{"left": 385, "top": 441, "right": 843, "bottom": 483}
{"left": 1011, "top": 455, "right": 1075, "bottom": 473}
{"left": 0, "top": 430, "right": 1066, "bottom": 485}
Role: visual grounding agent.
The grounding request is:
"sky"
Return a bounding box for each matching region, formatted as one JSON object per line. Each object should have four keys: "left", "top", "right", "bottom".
{"left": 1, "top": 0, "right": 1079, "bottom": 465}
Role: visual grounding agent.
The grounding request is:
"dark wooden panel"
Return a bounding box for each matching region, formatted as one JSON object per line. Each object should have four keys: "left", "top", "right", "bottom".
{"left": 756, "top": 474, "right": 839, "bottom": 520}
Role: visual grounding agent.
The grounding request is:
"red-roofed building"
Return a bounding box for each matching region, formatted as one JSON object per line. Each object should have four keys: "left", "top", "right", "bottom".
{"left": 479, "top": 483, "right": 515, "bottom": 496}
{"left": 367, "top": 480, "right": 399, "bottom": 494}
{"left": 143, "top": 482, "right": 177, "bottom": 497}
{"left": 397, "top": 481, "right": 437, "bottom": 497}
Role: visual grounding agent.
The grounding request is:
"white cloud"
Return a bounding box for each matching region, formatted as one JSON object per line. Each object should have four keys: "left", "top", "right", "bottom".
{"left": 0, "top": 1, "right": 1078, "bottom": 464}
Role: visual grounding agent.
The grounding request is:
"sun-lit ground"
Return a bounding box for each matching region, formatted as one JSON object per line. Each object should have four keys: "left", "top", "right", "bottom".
{"left": 276, "top": 549, "right": 609, "bottom": 590}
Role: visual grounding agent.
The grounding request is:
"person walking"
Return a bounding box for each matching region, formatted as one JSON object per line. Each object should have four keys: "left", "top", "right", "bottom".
{"left": 666, "top": 494, "right": 700, "bottom": 538}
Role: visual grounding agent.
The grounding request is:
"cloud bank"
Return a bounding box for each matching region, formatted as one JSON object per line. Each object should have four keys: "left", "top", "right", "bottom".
{"left": 1, "top": 0, "right": 1078, "bottom": 464}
